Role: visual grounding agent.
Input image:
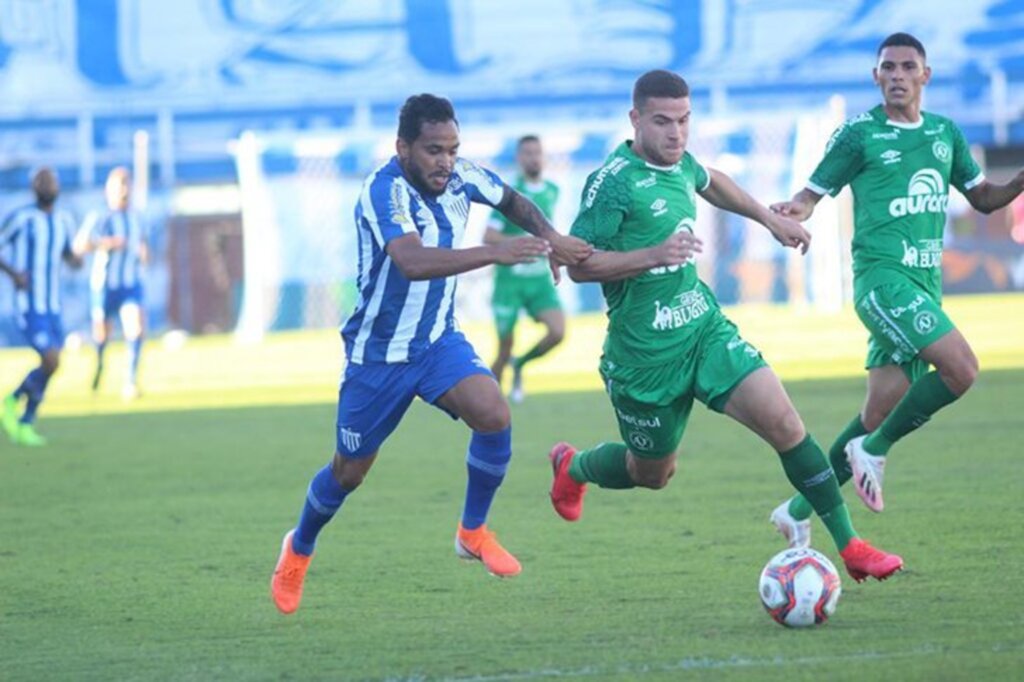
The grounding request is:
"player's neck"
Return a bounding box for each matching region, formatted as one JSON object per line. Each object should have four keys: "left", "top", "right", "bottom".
{"left": 883, "top": 101, "right": 922, "bottom": 125}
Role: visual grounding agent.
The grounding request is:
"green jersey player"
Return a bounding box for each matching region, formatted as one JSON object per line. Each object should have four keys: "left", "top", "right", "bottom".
{"left": 547, "top": 69, "right": 903, "bottom": 583}
{"left": 770, "top": 33, "right": 1024, "bottom": 546}
{"left": 485, "top": 136, "right": 564, "bottom": 403}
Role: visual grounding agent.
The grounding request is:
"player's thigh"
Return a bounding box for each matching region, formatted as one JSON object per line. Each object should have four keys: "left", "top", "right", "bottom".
{"left": 694, "top": 314, "right": 777, "bottom": 422}
{"left": 723, "top": 366, "right": 805, "bottom": 452}
{"left": 422, "top": 332, "right": 507, "bottom": 432}
{"left": 861, "top": 361, "right": 912, "bottom": 430}
{"left": 856, "top": 283, "right": 952, "bottom": 367}
{"left": 336, "top": 362, "right": 416, "bottom": 459}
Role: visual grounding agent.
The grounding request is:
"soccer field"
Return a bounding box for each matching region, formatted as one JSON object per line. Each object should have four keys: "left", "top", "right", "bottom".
{"left": 1, "top": 295, "right": 1023, "bottom": 681}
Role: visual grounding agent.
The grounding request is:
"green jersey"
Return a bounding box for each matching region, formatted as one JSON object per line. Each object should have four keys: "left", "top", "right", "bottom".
{"left": 571, "top": 141, "right": 716, "bottom": 367}
{"left": 489, "top": 176, "right": 559, "bottom": 281}
{"left": 808, "top": 105, "right": 984, "bottom": 301}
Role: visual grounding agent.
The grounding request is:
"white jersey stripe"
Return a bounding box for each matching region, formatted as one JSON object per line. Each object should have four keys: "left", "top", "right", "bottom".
{"left": 351, "top": 258, "right": 391, "bottom": 365}
{"left": 385, "top": 198, "right": 440, "bottom": 362}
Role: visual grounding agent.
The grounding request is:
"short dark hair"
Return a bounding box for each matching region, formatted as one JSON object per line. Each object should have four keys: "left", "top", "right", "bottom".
{"left": 398, "top": 94, "right": 457, "bottom": 143}
{"left": 517, "top": 134, "right": 540, "bottom": 148}
{"left": 633, "top": 70, "right": 690, "bottom": 110}
{"left": 877, "top": 32, "right": 926, "bottom": 60}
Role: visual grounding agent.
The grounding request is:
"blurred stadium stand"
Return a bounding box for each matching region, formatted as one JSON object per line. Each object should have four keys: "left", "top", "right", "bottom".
{"left": 1, "top": 0, "right": 1023, "bottom": 342}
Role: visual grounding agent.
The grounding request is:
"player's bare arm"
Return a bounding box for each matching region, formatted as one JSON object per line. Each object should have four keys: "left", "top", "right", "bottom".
{"left": 497, "top": 188, "right": 592, "bottom": 265}
{"left": 964, "top": 169, "right": 1024, "bottom": 214}
{"left": 769, "top": 188, "right": 823, "bottom": 222}
{"left": 567, "top": 231, "right": 702, "bottom": 283}
{"left": 386, "top": 231, "right": 549, "bottom": 281}
{"left": 701, "top": 169, "right": 811, "bottom": 254}
{"left": 0, "top": 258, "right": 28, "bottom": 289}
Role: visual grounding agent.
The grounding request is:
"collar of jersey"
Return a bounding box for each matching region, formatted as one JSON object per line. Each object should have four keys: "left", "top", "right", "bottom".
{"left": 621, "top": 140, "right": 679, "bottom": 172}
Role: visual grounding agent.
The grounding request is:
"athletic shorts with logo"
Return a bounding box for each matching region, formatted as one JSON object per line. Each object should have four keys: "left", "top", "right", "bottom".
{"left": 335, "top": 330, "right": 492, "bottom": 458}
{"left": 858, "top": 281, "right": 953, "bottom": 382}
{"left": 492, "top": 277, "right": 561, "bottom": 338}
{"left": 19, "top": 312, "right": 65, "bottom": 355}
{"left": 601, "top": 311, "right": 767, "bottom": 458}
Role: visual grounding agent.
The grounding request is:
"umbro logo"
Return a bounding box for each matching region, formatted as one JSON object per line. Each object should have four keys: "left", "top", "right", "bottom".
{"left": 650, "top": 198, "right": 668, "bottom": 217}
{"left": 880, "top": 149, "right": 902, "bottom": 165}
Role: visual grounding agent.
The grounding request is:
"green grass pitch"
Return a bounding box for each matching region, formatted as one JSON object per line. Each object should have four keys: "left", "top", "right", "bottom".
{"left": 1, "top": 295, "right": 1022, "bottom": 680}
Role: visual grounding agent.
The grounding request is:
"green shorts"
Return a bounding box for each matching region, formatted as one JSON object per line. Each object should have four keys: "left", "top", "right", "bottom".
{"left": 492, "top": 277, "right": 561, "bottom": 338}
{"left": 857, "top": 282, "right": 953, "bottom": 382}
{"left": 600, "top": 312, "right": 767, "bottom": 458}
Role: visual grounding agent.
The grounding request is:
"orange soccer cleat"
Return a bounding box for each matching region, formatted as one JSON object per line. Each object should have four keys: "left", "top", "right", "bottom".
{"left": 840, "top": 538, "right": 904, "bottom": 583}
{"left": 270, "top": 530, "right": 313, "bottom": 614}
{"left": 549, "top": 442, "right": 587, "bottom": 521}
{"left": 455, "top": 523, "right": 522, "bottom": 577}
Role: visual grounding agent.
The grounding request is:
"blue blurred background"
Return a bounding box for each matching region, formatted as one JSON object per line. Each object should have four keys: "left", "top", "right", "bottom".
{"left": 1, "top": 0, "right": 1022, "bottom": 344}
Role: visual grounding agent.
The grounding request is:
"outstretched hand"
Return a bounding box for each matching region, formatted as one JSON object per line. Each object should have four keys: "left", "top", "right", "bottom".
{"left": 765, "top": 213, "right": 811, "bottom": 254}
{"left": 492, "top": 236, "right": 551, "bottom": 265}
{"left": 769, "top": 199, "right": 814, "bottom": 222}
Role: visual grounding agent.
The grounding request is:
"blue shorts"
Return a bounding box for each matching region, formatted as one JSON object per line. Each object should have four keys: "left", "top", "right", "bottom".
{"left": 92, "top": 284, "right": 143, "bottom": 321}
{"left": 336, "top": 331, "right": 493, "bottom": 458}
{"left": 19, "top": 313, "right": 65, "bottom": 355}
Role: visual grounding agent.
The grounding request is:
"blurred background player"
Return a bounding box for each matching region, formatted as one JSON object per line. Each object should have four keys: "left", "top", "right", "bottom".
{"left": 269, "top": 94, "right": 591, "bottom": 615}
{"left": 0, "top": 168, "right": 82, "bottom": 446}
{"left": 77, "top": 167, "right": 149, "bottom": 400}
{"left": 485, "top": 135, "right": 565, "bottom": 403}
{"left": 770, "top": 33, "right": 1024, "bottom": 545}
{"left": 547, "top": 70, "right": 903, "bottom": 584}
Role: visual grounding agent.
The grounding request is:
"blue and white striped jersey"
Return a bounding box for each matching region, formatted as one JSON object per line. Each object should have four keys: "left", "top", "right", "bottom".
{"left": 82, "top": 209, "right": 147, "bottom": 292}
{"left": 0, "top": 205, "right": 75, "bottom": 316}
{"left": 341, "top": 156, "right": 507, "bottom": 364}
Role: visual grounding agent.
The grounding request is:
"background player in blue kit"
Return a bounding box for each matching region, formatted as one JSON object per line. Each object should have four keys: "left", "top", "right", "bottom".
{"left": 270, "top": 94, "right": 592, "bottom": 614}
{"left": 77, "top": 167, "right": 149, "bottom": 400}
{"left": 0, "top": 168, "right": 83, "bottom": 446}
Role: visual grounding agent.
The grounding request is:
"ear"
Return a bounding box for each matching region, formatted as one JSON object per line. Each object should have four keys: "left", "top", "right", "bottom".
{"left": 629, "top": 108, "right": 640, "bottom": 129}
{"left": 922, "top": 64, "right": 932, "bottom": 85}
{"left": 872, "top": 67, "right": 880, "bottom": 86}
{"left": 396, "top": 137, "right": 408, "bottom": 161}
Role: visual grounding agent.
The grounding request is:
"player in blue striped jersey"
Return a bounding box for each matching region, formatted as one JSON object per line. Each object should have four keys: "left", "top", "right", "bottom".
{"left": 271, "top": 94, "right": 592, "bottom": 614}
{"left": 77, "top": 167, "right": 149, "bottom": 400}
{"left": 0, "top": 168, "right": 83, "bottom": 446}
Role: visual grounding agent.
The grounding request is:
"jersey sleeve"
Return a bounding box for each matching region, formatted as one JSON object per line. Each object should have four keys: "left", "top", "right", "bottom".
{"left": 949, "top": 123, "right": 985, "bottom": 193}
{"left": 807, "top": 122, "right": 866, "bottom": 197}
{"left": 686, "top": 153, "right": 712, "bottom": 191}
{"left": 361, "top": 173, "right": 418, "bottom": 247}
{"left": 570, "top": 167, "right": 629, "bottom": 249}
{"left": 0, "top": 209, "right": 24, "bottom": 246}
{"left": 456, "top": 159, "right": 507, "bottom": 207}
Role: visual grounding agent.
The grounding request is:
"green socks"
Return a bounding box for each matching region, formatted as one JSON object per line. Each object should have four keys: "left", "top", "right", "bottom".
{"left": 862, "top": 371, "right": 959, "bottom": 456}
{"left": 787, "top": 415, "right": 868, "bottom": 521}
{"left": 568, "top": 442, "right": 636, "bottom": 489}
{"left": 778, "top": 435, "right": 857, "bottom": 551}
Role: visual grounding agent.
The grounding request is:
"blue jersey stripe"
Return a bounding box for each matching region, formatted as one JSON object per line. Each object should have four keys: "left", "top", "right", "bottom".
{"left": 340, "top": 156, "right": 506, "bottom": 364}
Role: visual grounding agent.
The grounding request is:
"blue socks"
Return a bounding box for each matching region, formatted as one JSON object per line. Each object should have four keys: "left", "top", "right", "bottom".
{"left": 14, "top": 368, "right": 49, "bottom": 424}
{"left": 461, "top": 427, "right": 512, "bottom": 530}
{"left": 291, "top": 464, "right": 350, "bottom": 556}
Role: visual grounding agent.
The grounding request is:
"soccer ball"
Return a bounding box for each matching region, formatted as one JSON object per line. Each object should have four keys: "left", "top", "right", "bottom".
{"left": 759, "top": 548, "right": 841, "bottom": 627}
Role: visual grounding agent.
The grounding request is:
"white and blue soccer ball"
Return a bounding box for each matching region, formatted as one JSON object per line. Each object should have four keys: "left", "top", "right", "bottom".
{"left": 759, "top": 547, "right": 842, "bottom": 627}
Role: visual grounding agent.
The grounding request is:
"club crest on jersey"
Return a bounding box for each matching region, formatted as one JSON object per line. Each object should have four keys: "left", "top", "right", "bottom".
{"left": 889, "top": 169, "right": 949, "bottom": 218}
{"left": 932, "top": 141, "right": 951, "bottom": 163}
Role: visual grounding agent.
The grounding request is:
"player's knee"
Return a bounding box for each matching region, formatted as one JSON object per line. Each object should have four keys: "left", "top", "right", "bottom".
{"left": 548, "top": 326, "right": 565, "bottom": 346}
{"left": 42, "top": 354, "right": 60, "bottom": 375}
{"left": 473, "top": 403, "right": 511, "bottom": 433}
{"left": 769, "top": 408, "right": 805, "bottom": 451}
{"left": 331, "top": 454, "right": 370, "bottom": 490}
{"left": 628, "top": 458, "right": 674, "bottom": 490}
{"left": 939, "top": 351, "right": 979, "bottom": 396}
